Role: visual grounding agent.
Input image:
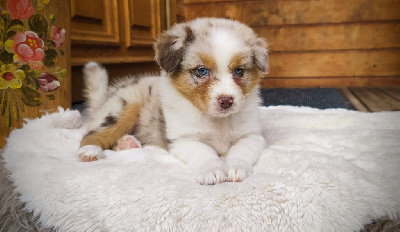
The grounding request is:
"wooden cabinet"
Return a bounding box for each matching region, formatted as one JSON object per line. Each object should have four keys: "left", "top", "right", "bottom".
{"left": 0, "top": 0, "right": 71, "bottom": 148}
{"left": 124, "top": 0, "right": 164, "bottom": 47}
{"left": 70, "top": 0, "right": 171, "bottom": 103}
{"left": 71, "top": 0, "right": 120, "bottom": 44}
{"left": 70, "top": 0, "right": 167, "bottom": 66}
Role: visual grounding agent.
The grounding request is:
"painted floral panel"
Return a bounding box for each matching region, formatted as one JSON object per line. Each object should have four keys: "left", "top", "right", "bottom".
{"left": 0, "top": 0, "right": 66, "bottom": 127}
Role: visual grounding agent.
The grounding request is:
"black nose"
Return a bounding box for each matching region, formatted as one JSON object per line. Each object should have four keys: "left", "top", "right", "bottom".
{"left": 218, "top": 96, "right": 234, "bottom": 109}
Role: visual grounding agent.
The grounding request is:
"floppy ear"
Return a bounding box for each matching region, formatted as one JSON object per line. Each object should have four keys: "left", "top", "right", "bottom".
{"left": 252, "top": 38, "right": 269, "bottom": 74}
{"left": 154, "top": 26, "right": 194, "bottom": 73}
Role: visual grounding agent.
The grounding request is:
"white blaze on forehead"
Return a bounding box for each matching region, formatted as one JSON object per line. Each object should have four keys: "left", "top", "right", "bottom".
{"left": 209, "top": 28, "right": 244, "bottom": 70}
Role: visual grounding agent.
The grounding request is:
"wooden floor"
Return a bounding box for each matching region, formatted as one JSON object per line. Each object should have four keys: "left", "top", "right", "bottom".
{"left": 342, "top": 87, "right": 400, "bottom": 112}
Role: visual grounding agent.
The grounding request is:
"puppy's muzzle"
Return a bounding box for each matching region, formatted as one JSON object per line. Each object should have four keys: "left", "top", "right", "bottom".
{"left": 218, "top": 95, "right": 234, "bottom": 109}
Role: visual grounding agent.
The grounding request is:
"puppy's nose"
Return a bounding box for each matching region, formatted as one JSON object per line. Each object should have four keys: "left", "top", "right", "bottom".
{"left": 218, "top": 96, "right": 234, "bottom": 109}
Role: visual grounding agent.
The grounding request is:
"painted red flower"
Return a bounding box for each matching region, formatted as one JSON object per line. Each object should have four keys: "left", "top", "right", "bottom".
{"left": 51, "top": 26, "right": 66, "bottom": 47}
{"left": 13, "top": 31, "right": 45, "bottom": 63}
{"left": 7, "top": 0, "right": 35, "bottom": 19}
{"left": 37, "top": 73, "right": 60, "bottom": 92}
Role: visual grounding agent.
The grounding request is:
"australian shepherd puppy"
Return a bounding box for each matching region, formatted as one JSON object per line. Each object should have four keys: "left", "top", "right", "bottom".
{"left": 77, "top": 18, "right": 269, "bottom": 185}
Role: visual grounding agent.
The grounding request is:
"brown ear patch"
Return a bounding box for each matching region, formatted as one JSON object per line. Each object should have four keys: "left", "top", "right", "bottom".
{"left": 155, "top": 34, "right": 185, "bottom": 73}
{"left": 155, "top": 26, "right": 196, "bottom": 73}
{"left": 252, "top": 38, "right": 269, "bottom": 73}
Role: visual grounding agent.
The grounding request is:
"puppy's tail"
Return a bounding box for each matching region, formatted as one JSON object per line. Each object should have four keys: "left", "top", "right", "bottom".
{"left": 83, "top": 62, "right": 108, "bottom": 114}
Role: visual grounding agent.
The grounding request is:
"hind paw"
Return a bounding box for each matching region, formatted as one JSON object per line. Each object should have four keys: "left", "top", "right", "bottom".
{"left": 115, "top": 135, "right": 142, "bottom": 151}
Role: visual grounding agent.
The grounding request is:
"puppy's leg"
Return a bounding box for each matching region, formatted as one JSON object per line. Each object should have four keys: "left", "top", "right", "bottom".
{"left": 78, "top": 103, "right": 141, "bottom": 162}
{"left": 226, "top": 134, "right": 266, "bottom": 182}
{"left": 170, "top": 140, "right": 228, "bottom": 185}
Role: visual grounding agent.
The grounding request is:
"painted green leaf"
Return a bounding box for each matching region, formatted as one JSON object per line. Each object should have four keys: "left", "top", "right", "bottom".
{"left": 20, "top": 85, "right": 43, "bottom": 107}
{"left": 28, "top": 14, "right": 48, "bottom": 35}
{"left": 43, "top": 49, "right": 58, "bottom": 67}
{"left": 23, "top": 75, "right": 40, "bottom": 90}
{"left": 20, "top": 65, "right": 31, "bottom": 73}
{"left": 1, "top": 11, "right": 11, "bottom": 24}
{"left": 49, "top": 40, "right": 56, "bottom": 47}
{"left": 8, "top": 19, "right": 23, "bottom": 31}
{"left": 10, "top": 100, "right": 19, "bottom": 121}
{"left": 50, "top": 14, "right": 56, "bottom": 25}
{"left": 1, "top": 90, "right": 7, "bottom": 116}
{"left": 7, "top": 105, "right": 11, "bottom": 127}
{"left": 0, "top": 50, "right": 14, "bottom": 64}
{"left": 59, "top": 49, "right": 64, "bottom": 56}
{"left": 0, "top": 18, "right": 5, "bottom": 41}
{"left": 5, "top": 31, "right": 16, "bottom": 40}
{"left": 46, "top": 94, "right": 55, "bottom": 100}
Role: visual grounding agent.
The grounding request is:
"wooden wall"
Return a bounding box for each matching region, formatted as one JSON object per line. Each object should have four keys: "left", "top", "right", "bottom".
{"left": 176, "top": 0, "right": 400, "bottom": 88}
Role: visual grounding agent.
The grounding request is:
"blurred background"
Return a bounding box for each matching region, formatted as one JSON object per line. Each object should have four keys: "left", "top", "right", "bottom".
{"left": 70, "top": 0, "right": 400, "bottom": 112}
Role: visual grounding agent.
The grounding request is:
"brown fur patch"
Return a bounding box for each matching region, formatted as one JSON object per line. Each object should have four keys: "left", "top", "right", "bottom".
{"left": 80, "top": 103, "right": 141, "bottom": 149}
{"left": 171, "top": 71, "right": 211, "bottom": 112}
{"left": 229, "top": 53, "right": 261, "bottom": 94}
{"left": 169, "top": 52, "right": 218, "bottom": 112}
{"left": 198, "top": 53, "right": 217, "bottom": 71}
{"left": 100, "top": 115, "right": 117, "bottom": 127}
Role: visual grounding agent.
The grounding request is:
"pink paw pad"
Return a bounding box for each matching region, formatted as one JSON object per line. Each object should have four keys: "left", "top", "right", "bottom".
{"left": 116, "top": 135, "right": 141, "bottom": 151}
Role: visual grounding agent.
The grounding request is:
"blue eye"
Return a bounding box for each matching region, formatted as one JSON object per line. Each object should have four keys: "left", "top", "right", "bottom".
{"left": 233, "top": 67, "right": 244, "bottom": 77}
{"left": 196, "top": 67, "right": 209, "bottom": 77}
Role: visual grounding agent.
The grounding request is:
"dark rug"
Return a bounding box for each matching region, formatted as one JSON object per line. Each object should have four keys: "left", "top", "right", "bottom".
{"left": 261, "top": 88, "right": 355, "bottom": 110}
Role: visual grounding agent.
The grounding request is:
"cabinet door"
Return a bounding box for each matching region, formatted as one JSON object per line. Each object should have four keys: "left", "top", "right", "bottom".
{"left": 71, "top": 0, "right": 119, "bottom": 44}
{"left": 0, "top": 0, "right": 71, "bottom": 148}
{"left": 123, "top": 0, "right": 164, "bottom": 47}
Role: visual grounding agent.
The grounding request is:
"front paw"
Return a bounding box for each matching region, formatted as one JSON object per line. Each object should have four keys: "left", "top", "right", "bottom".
{"left": 78, "top": 145, "right": 103, "bottom": 162}
{"left": 226, "top": 159, "right": 253, "bottom": 182}
{"left": 193, "top": 159, "right": 228, "bottom": 185}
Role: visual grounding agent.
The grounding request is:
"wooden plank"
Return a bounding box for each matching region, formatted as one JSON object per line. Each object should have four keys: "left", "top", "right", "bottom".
{"left": 368, "top": 88, "right": 400, "bottom": 110}
{"left": 341, "top": 88, "right": 369, "bottom": 112}
{"left": 260, "top": 77, "right": 400, "bottom": 88}
{"left": 181, "top": 0, "right": 400, "bottom": 26}
{"left": 377, "top": 87, "right": 400, "bottom": 101}
{"left": 183, "top": 0, "right": 242, "bottom": 3}
{"left": 255, "top": 23, "right": 400, "bottom": 52}
{"left": 349, "top": 87, "right": 400, "bottom": 112}
{"left": 268, "top": 50, "right": 400, "bottom": 78}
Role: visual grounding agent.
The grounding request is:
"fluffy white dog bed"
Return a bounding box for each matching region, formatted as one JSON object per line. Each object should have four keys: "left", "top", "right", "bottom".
{"left": 2, "top": 106, "right": 400, "bottom": 231}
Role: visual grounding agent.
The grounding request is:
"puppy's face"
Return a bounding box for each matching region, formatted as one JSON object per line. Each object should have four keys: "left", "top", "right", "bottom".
{"left": 155, "top": 18, "right": 269, "bottom": 117}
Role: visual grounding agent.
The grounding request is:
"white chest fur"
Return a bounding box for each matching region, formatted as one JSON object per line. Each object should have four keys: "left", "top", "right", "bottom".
{"left": 159, "top": 76, "right": 262, "bottom": 156}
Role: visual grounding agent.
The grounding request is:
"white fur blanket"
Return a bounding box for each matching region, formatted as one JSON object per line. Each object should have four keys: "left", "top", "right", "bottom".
{"left": 2, "top": 106, "right": 400, "bottom": 231}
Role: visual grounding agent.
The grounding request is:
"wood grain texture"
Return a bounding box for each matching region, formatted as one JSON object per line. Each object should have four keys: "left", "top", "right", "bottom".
{"left": 261, "top": 77, "right": 400, "bottom": 88}
{"left": 341, "top": 88, "right": 369, "bottom": 112}
{"left": 255, "top": 23, "right": 400, "bottom": 52}
{"left": 71, "top": 0, "right": 169, "bottom": 66}
{"left": 71, "top": 0, "right": 120, "bottom": 44}
{"left": 379, "top": 87, "right": 400, "bottom": 101}
{"left": 123, "top": 0, "right": 164, "bottom": 47}
{"left": 269, "top": 50, "right": 400, "bottom": 78}
{"left": 349, "top": 87, "right": 400, "bottom": 111}
{"left": 180, "top": 0, "right": 400, "bottom": 26}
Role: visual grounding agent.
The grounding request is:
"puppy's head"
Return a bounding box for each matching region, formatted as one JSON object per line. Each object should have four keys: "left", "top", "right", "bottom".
{"left": 154, "top": 18, "right": 268, "bottom": 117}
